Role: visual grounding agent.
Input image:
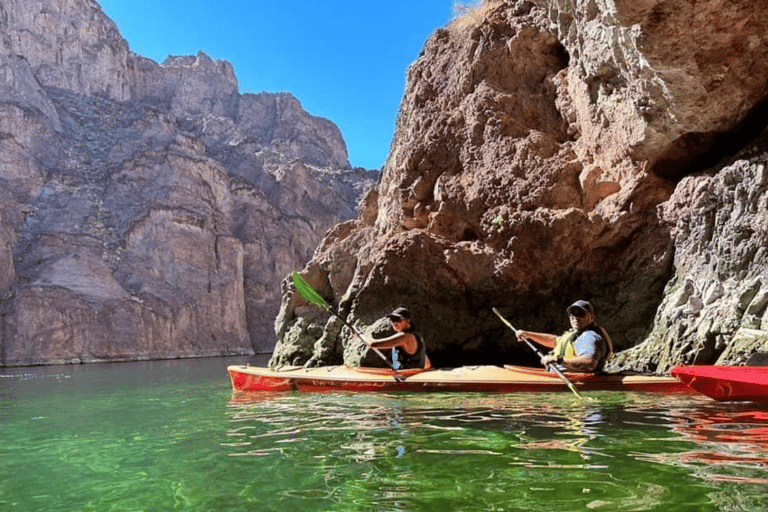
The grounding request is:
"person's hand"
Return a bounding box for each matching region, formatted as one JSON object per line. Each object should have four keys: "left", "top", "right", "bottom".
{"left": 515, "top": 330, "right": 527, "bottom": 343}
{"left": 541, "top": 354, "right": 557, "bottom": 367}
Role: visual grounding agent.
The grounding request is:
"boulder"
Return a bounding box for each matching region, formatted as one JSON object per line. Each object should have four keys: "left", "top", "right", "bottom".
{"left": 274, "top": 0, "right": 768, "bottom": 372}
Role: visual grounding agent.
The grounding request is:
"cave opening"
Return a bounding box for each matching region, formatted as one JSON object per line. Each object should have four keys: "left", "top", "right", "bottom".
{"left": 651, "top": 95, "right": 768, "bottom": 182}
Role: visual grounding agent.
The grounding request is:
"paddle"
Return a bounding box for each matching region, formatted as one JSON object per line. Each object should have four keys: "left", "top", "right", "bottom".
{"left": 492, "top": 307, "right": 582, "bottom": 398}
{"left": 291, "top": 271, "right": 397, "bottom": 371}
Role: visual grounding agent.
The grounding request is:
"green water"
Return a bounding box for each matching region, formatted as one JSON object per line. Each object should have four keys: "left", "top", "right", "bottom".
{"left": 2, "top": 358, "right": 768, "bottom": 512}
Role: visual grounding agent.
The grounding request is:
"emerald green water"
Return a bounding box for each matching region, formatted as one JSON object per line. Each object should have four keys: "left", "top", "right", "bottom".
{"left": 2, "top": 358, "right": 768, "bottom": 511}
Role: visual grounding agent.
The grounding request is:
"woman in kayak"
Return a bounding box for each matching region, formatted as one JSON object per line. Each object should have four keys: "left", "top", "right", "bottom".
{"left": 516, "top": 300, "right": 613, "bottom": 373}
{"left": 361, "top": 307, "right": 432, "bottom": 369}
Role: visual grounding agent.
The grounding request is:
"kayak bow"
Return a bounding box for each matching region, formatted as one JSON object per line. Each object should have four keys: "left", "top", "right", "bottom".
{"left": 671, "top": 365, "right": 768, "bottom": 404}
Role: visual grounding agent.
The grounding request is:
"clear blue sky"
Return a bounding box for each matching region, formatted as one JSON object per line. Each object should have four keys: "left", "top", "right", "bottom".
{"left": 97, "top": 0, "right": 460, "bottom": 170}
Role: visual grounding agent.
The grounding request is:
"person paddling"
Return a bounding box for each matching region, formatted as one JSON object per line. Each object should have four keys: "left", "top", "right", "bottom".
{"left": 516, "top": 300, "right": 613, "bottom": 373}
{"left": 358, "top": 307, "right": 431, "bottom": 370}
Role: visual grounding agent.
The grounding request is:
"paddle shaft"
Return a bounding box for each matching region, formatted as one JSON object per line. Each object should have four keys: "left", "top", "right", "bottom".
{"left": 492, "top": 308, "right": 582, "bottom": 398}
{"left": 323, "top": 306, "right": 396, "bottom": 369}
{"left": 291, "top": 272, "right": 397, "bottom": 370}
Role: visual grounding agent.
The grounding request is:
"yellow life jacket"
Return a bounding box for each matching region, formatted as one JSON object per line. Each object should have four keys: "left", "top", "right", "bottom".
{"left": 553, "top": 326, "right": 614, "bottom": 361}
{"left": 553, "top": 330, "right": 579, "bottom": 359}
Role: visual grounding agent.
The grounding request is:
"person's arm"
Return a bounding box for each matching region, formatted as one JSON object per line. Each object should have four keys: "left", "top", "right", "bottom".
{"left": 541, "top": 330, "right": 601, "bottom": 372}
{"left": 541, "top": 353, "right": 598, "bottom": 372}
{"left": 516, "top": 331, "right": 557, "bottom": 349}
{"left": 368, "top": 332, "right": 418, "bottom": 354}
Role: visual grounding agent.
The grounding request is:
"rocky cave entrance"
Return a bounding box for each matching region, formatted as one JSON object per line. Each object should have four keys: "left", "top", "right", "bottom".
{"left": 651, "top": 96, "right": 768, "bottom": 182}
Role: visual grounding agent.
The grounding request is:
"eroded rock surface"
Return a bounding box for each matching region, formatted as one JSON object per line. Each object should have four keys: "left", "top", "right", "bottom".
{"left": 612, "top": 132, "right": 768, "bottom": 372}
{"left": 274, "top": 0, "right": 768, "bottom": 372}
{"left": 0, "top": 0, "right": 374, "bottom": 365}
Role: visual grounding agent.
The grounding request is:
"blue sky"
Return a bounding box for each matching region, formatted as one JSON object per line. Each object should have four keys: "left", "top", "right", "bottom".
{"left": 98, "top": 0, "right": 461, "bottom": 170}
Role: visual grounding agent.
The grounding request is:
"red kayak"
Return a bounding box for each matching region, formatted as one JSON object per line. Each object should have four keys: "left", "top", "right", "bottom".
{"left": 671, "top": 366, "right": 768, "bottom": 404}
{"left": 228, "top": 364, "right": 690, "bottom": 394}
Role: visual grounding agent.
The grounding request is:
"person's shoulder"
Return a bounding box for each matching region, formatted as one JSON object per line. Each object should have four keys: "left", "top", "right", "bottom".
{"left": 408, "top": 329, "right": 422, "bottom": 340}
{"left": 591, "top": 326, "right": 607, "bottom": 339}
{"left": 577, "top": 328, "right": 602, "bottom": 341}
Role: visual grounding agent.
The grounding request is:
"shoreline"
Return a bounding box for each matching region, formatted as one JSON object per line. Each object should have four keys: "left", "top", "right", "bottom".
{"left": 0, "top": 349, "right": 274, "bottom": 368}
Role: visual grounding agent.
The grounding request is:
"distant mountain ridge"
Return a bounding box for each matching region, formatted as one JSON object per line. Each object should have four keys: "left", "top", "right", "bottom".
{"left": 0, "top": 0, "right": 376, "bottom": 365}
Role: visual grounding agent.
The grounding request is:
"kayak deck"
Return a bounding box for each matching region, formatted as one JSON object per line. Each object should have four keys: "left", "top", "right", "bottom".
{"left": 671, "top": 365, "right": 768, "bottom": 404}
{"left": 228, "top": 364, "right": 689, "bottom": 394}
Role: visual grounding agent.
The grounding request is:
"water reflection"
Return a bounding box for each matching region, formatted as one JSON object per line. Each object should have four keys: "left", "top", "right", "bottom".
{"left": 667, "top": 402, "right": 768, "bottom": 487}
{"left": 226, "top": 392, "right": 752, "bottom": 511}
{"left": 225, "top": 392, "right": 693, "bottom": 462}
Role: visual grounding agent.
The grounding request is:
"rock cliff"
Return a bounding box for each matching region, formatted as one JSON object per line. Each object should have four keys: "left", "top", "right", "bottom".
{"left": 274, "top": 0, "right": 768, "bottom": 372}
{"left": 0, "top": 0, "right": 375, "bottom": 365}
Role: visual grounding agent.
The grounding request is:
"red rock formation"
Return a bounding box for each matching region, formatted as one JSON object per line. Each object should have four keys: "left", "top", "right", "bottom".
{"left": 0, "top": 1, "right": 373, "bottom": 365}
{"left": 275, "top": 0, "right": 768, "bottom": 371}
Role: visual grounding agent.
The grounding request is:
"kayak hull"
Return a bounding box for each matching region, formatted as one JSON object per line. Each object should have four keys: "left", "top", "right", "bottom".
{"left": 671, "top": 365, "right": 768, "bottom": 404}
{"left": 228, "top": 364, "right": 690, "bottom": 394}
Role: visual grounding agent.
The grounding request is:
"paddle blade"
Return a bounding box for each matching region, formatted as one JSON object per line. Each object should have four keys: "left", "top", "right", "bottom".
{"left": 292, "top": 271, "right": 330, "bottom": 308}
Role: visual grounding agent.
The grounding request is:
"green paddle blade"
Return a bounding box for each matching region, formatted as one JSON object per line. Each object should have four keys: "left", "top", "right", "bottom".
{"left": 292, "top": 271, "right": 330, "bottom": 308}
{"left": 291, "top": 270, "right": 398, "bottom": 372}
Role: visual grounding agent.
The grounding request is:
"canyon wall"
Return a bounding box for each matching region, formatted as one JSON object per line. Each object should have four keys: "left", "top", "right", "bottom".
{"left": 0, "top": 0, "right": 374, "bottom": 365}
{"left": 274, "top": 0, "right": 768, "bottom": 372}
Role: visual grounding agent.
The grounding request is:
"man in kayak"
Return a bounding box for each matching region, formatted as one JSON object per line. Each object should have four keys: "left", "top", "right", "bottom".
{"left": 360, "top": 307, "right": 432, "bottom": 369}
{"left": 516, "top": 300, "right": 613, "bottom": 373}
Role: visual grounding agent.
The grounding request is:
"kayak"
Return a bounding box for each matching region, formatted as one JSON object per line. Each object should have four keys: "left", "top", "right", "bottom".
{"left": 227, "top": 364, "right": 690, "bottom": 394}
{"left": 671, "top": 365, "right": 768, "bottom": 404}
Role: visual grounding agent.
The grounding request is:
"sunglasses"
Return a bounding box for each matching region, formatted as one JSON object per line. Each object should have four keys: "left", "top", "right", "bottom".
{"left": 569, "top": 309, "right": 588, "bottom": 318}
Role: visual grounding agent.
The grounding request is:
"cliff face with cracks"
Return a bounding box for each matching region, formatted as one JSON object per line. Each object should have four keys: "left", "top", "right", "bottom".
{"left": 274, "top": 0, "right": 768, "bottom": 372}
{"left": 0, "top": 0, "right": 375, "bottom": 365}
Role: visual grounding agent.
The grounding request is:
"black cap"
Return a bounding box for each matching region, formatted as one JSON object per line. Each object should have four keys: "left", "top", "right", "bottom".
{"left": 386, "top": 307, "right": 411, "bottom": 321}
{"left": 567, "top": 300, "right": 594, "bottom": 316}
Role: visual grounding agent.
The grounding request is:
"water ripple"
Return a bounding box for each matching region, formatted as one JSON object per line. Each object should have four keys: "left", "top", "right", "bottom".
{"left": 5, "top": 359, "right": 768, "bottom": 512}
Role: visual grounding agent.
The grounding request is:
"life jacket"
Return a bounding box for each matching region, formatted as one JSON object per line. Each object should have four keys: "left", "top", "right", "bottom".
{"left": 553, "top": 325, "right": 613, "bottom": 368}
{"left": 393, "top": 330, "right": 427, "bottom": 369}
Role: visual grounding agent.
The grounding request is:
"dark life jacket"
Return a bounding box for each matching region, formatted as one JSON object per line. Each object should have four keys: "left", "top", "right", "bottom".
{"left": 392, "top": 330, "right": 427, "bottom": 369}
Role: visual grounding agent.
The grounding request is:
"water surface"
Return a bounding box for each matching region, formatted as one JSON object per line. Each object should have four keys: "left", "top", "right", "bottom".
{"left": 2, "top": 358, "right": 768, "bottom": 511}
